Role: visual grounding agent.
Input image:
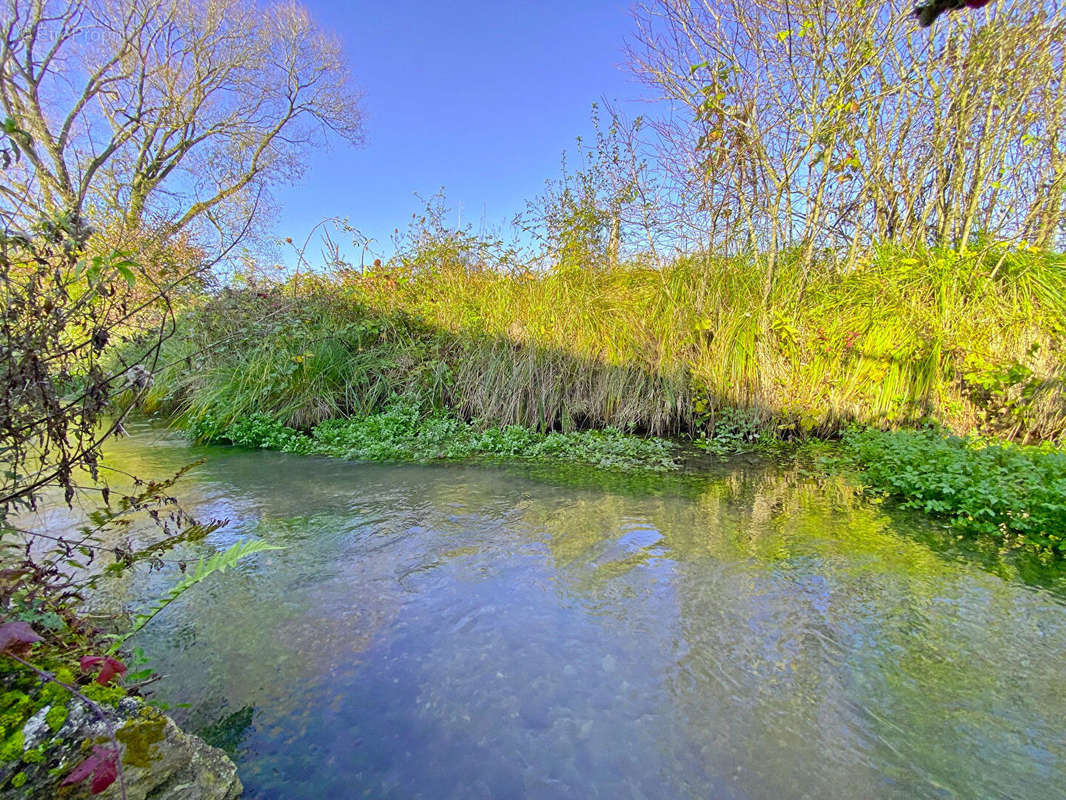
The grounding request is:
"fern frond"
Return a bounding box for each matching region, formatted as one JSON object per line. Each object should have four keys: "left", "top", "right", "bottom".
{"left": 108, "top": 539, "right": 282, "bottom": 652}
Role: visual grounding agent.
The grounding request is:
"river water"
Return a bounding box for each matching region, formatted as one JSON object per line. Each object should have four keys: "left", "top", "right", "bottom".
{"left": 43, "top": 424, "right": 1066, "bottom": 799}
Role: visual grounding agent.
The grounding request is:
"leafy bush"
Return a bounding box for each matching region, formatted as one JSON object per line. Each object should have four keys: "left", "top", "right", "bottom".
{"left": 841, "top": 428, "right": 1066, "bottom": 552}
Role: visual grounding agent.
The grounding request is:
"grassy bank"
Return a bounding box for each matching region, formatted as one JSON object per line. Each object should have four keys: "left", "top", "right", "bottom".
{"left": 144, "top": 244, "right": 1066, "bottom": 443}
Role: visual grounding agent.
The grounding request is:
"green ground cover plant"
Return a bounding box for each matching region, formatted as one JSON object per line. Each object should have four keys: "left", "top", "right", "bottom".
{"left": 840, "top": 428, "right": 1066, "bottom": 554}
{"left": 191, "top": 401, "right": 680, "bottom": 472}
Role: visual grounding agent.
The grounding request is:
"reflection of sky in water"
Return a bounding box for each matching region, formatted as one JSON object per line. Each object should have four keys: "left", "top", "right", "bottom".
{"left": 35, "top": 424, "right": 1066, "bottom": 799}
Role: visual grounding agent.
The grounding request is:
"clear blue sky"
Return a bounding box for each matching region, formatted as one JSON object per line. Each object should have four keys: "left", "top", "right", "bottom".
{"left": 271, "top": 0, "right": 650, "bottom": 264}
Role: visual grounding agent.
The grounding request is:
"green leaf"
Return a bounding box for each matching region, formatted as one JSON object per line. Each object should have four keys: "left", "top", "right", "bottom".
{"left": 107, "top": 539, "right": 283, "bottom": 653}
{"left": 115, "top": 263, "right": 136, "bottom": 287}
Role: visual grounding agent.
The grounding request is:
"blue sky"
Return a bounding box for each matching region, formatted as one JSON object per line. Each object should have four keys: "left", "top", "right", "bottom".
{"left": 271, "top": 0, "right": 650, "bottom": 264}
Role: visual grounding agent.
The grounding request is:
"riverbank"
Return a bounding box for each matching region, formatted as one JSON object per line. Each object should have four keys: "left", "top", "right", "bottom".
{"left": 135, "top": 245, "right": 1066, "bottom": 554}
{"left": 142, "top": 245, "right": 1066, "bottom": 442}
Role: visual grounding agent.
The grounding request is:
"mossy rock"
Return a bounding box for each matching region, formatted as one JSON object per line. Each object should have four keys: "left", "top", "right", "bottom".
{"left": 1, "top": 695, "right": 240, "bottom": 800}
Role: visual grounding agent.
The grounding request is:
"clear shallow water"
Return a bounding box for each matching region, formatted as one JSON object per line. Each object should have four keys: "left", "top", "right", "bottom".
{"left": 48, "top": 425, "right": 1066, "bottom": 799}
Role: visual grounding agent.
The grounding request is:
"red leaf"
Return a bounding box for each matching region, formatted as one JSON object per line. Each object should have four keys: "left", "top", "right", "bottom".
{"left": 62, "top": 746, "right": 118, "bottom": 792}
{"left": 90, "top": 751, "right": 118, "bottom": 794}
{"left": 62, "top": 754, "right": 99, "bottom": 785}
{"left": 80, "top": 654, "right": 127, "bottom": 685}
{"left": 0, "top": 621, "right": 42, "bottom": 654}
{"left": 80, "top": 655, "right": 105, "bottom": 672}
{"left": 95, "top": 656, "right": 127, "bottom": 686}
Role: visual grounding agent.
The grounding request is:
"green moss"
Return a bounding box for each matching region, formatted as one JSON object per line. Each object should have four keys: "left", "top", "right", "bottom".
{"left": 11, "top": 771, "right": 27, "bottom": 788}
{"left": 116, "top": 714, "right": 166, "bottom": 768}
{"left": 0, "top": 691, "right": 30, "bottom": 712}
{"left": 1, "top": 729, "right": 24, "bottom": 762}
{"left": 44, "top": 704, "right": 67, "bottom": 733}
{"left": 80, "top": 682, "right": 125, "bottom": 708}
{"left": 2, "top": 665, "right": 82, "bottom": 749}
{"left": 21, "top": 745, "right": 45, "bottom": 764}
{"left": 0, "top": 692, "right": 32, "bottom": 739}
{"left": 39, "top": 669, "right": 74, "bottom": 705}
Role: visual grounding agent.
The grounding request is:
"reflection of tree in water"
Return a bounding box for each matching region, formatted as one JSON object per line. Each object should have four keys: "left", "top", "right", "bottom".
{"left": 515, "top": 464, "right": 1066, "bottom": 797}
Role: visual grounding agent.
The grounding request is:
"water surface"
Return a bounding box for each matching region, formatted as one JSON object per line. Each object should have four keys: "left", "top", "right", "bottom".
{"left": 48, "top": 425, "right": 1066, "bottom": 799}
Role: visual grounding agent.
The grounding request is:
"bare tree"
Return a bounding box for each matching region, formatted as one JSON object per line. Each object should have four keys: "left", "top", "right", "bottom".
{"left": 0, "top": 0, "right": 364, "bottom": 253}
{"left": 628, "top": 0, "right": 1066, "bottom": 279}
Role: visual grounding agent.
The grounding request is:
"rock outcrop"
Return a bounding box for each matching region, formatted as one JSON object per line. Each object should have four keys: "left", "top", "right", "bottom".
{"left": 2, "top": 695, "right": 241, "bottom": 799}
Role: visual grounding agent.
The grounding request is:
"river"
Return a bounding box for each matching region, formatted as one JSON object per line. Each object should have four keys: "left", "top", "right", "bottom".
{"left": 37, "top": 423, "right": 1066, "bottom": 799}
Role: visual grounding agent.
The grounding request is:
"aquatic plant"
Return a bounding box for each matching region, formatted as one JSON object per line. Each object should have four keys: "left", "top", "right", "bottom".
{"left": 840, "top": 428, "right": 1066, "bottom": 553}
{"left": 193, "top": 402, "right": 681, "bottom": 472}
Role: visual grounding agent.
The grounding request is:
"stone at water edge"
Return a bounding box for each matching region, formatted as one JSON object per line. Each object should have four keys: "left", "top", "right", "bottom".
{"left": 5, "top": 696, "right": 241, "bottom": 800}
{"left": 91, "top": 710, "right": 243, "bottom": 800}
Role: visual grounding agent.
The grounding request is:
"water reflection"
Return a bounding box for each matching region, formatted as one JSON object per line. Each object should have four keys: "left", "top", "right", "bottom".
{"left": 28, "top": 424, "right": 1066, "bottom": 799}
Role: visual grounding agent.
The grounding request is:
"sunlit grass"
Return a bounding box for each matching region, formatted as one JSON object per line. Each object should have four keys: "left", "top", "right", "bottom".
{"left": 143, "top": 243, "right": 1066, "bottom": 444}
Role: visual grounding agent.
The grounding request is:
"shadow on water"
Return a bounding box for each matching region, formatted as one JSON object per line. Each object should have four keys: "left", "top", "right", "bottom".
{"left": 29, "top": 423, "right": 1066, "bottom": 800}
{"left": 198, "top": 706, "right": 255, "bottom": 757}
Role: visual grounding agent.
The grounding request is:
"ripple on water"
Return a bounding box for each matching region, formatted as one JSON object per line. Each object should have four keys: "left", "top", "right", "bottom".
{"left": 62, "top": 426, "right": 1066, "bottom": 799}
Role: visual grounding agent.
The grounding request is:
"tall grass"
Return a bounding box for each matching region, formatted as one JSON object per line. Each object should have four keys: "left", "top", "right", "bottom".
{"left": 142, "top": 242, "right": 1066, "bottom": 444}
